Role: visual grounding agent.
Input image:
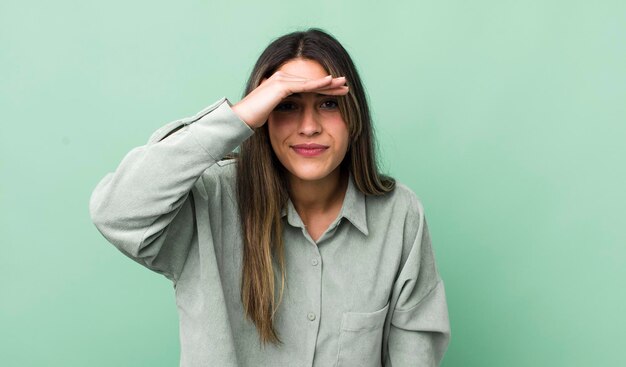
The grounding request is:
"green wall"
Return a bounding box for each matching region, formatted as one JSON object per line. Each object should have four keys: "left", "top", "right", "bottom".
{"left": 2, "top": 1, "right": 624, "bottom": 366}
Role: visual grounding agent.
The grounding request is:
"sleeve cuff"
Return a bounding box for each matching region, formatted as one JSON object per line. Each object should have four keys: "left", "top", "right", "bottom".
{"left": 186, "top": 97, "right": 255, "bottom": 160}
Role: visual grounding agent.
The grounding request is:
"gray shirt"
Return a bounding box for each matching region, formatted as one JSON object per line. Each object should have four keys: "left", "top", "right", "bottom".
{"left": 89, "top": 97, "right": 451, "bottom": 367}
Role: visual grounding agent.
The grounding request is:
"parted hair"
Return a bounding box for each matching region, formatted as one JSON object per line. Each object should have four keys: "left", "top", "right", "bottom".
{"left": 234, "top": 27, "right": 395, "bottom": 345}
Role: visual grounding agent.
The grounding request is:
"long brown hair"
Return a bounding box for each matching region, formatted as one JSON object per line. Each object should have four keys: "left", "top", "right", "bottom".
{"left": 235, "top": 28, "right": 395, "bottom": 345}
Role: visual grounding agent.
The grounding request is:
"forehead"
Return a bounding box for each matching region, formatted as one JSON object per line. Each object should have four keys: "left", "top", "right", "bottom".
{"left": 277, "top": 58, "right": 328, "bottom": 79}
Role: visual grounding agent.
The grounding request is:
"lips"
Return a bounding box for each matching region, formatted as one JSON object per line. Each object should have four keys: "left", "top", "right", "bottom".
{"left": 291, "top": 143, "right": 329, "bottom": 157}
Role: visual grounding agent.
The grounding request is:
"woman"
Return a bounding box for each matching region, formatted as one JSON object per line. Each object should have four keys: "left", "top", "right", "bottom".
{"left": 90, "top": 28, "right": 450, "bottom": 367}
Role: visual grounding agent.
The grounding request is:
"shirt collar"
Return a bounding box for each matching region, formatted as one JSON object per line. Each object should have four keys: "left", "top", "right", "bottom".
{"left": 280, "top": 171, "right": 369, "bottom": 236}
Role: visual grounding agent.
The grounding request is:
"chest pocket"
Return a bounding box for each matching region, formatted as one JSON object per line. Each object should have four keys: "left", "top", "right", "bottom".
{"left": 335, "top": 302, "right": 390, "bottom": 367}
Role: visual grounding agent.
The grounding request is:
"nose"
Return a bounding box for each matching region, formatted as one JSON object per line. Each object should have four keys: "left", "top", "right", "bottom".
{"left": 298, "top": 105, "right": 321, "bottom": 137}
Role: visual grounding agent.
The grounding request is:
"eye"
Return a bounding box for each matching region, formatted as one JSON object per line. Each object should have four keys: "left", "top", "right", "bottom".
{"left": 274, "top": 101, "right": 297, "bottom": 112}
{"left": 320, "top": 99, "right": 339, "bottom": 110}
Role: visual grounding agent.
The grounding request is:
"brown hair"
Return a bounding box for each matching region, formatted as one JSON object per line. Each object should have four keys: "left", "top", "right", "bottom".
{"left": 235, "top": 27, "right": 395, "bottom": 345}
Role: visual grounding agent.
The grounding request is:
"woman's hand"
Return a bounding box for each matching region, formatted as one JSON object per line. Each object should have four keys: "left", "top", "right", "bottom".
{"left": 231, "top": 71, "right": 349, "bottom": 129}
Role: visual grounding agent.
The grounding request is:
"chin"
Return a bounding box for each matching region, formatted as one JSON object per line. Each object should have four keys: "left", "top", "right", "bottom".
{"left": 285, "top": 164, "right": 340, "bottom": 183}
{"left": 289, "top": 171, "right": 328, "bottom": 182}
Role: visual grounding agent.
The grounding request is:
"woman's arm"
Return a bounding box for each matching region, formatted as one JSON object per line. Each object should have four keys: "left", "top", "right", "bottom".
{"left": 384, "top": 197, "right": 451, "bottom": 366}
{"left": 89, "top": 98, "right": 254, "bottom": 283}
{"left": 88, "top": 72, "right": 349, "bottom": 283}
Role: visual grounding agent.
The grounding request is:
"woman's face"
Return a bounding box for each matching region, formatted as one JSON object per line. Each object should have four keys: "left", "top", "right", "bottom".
{"left": 267, "top": 58, "right": 350, "bottom": 184}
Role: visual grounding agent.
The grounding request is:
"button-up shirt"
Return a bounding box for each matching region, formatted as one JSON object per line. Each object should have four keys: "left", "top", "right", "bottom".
{"left": 89, "top": 97, "right": 451, "bottom": 367}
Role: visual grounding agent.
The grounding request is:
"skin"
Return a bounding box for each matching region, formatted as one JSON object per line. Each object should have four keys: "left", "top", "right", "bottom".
{"left": 231, "top": 58, "right": 351, "bottom": 242}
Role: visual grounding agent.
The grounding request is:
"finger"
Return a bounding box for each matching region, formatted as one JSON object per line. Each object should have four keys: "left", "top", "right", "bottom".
{"left": 315, "top": 78, "right": 348, "bottom": 91}
{"left": 314, "top": 86, "right": 350, "bottom": 95}
{"left": 279, "top": 75, "right": 312, "bottom": 82}
{"left": 281, "top": 75, "right": 346, "bottom": 91}
{"left": 314, "top": 78, "right": 348, "bottom": 91}
{"left": 277, "top": 70, "right": 346, "bottom": 86}
{"left": 288, "top": 76, "right": 334, "bottom": 93}
{"left": 275, "top": 70, "right": 304, "bottom": 78}
{"left": 318, "top": 77, "right": 347, "bottom": 91}
{"left": 277, "top": 71, "right": 325, "bottom": 80}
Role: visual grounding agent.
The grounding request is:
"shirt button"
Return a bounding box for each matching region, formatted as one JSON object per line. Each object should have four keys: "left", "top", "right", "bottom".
{"left": 307, "top": 312, "right": 316, "bottom": 321}
{"left": 311, "top": 258, "right": 319, "bottom": 266}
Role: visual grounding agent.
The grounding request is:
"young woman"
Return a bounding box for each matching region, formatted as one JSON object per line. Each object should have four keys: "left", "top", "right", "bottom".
{"left": 90, "top": 28, "right": 450, "bottom": 367}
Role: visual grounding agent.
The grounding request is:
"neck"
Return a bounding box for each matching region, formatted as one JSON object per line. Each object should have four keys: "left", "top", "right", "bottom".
{"left": 288, "top": 167, "right": 349, "bottom": 217}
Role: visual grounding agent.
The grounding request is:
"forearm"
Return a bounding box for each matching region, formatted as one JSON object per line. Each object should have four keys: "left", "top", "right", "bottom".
{"left": 89, "top": 97, "right": 253, "bottom": 258}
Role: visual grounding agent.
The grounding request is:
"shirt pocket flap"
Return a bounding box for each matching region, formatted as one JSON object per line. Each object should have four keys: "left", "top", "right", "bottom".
{"left": 341, "top": 302, "right": 390, "bottom": 332}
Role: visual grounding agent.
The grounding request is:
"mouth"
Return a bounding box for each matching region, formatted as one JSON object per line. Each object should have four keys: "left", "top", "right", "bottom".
{"left": 290, "top": 143, "right": 329, "bottom": 157}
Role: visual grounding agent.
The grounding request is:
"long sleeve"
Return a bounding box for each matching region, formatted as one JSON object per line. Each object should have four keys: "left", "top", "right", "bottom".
{"left": 88, "top": 97, "right": 254, "bottom": 283}
{"left": 384, "top": 196, "right": 451, "bottom": 366}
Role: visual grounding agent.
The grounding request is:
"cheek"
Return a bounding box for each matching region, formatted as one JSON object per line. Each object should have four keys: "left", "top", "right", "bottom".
{"left": 339, "top": 137, "right": 350, "bottom": 159}
{"left": 328, "top": 120, "right": 350, "bottom": 152}
{"left": 267, "top": 117, "right": 291, "bottom": 156}
{"left": 268, "top": 115, "right": 293, "bottom": 139}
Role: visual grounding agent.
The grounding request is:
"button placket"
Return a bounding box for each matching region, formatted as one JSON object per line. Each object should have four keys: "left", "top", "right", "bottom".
{"left": 302, "top": 242, "right": 322, "bottom": 366}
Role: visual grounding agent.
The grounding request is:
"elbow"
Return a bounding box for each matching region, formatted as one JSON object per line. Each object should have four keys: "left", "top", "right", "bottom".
{"left": 88, "top": 185, "right": 142, "bottom": 258}
{"left": 89, "top": 188, "right": 105, "bottom": 228}
{"left": 89, "top": 185, "right": 118, "bottom": 235}
{"left": 88, "top": 174, "right": 115, "bottom": 229}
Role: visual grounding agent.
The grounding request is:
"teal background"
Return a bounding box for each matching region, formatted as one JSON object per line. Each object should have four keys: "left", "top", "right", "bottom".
{"left": 2, "top": 1, "right": 625, "bottom": 366}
